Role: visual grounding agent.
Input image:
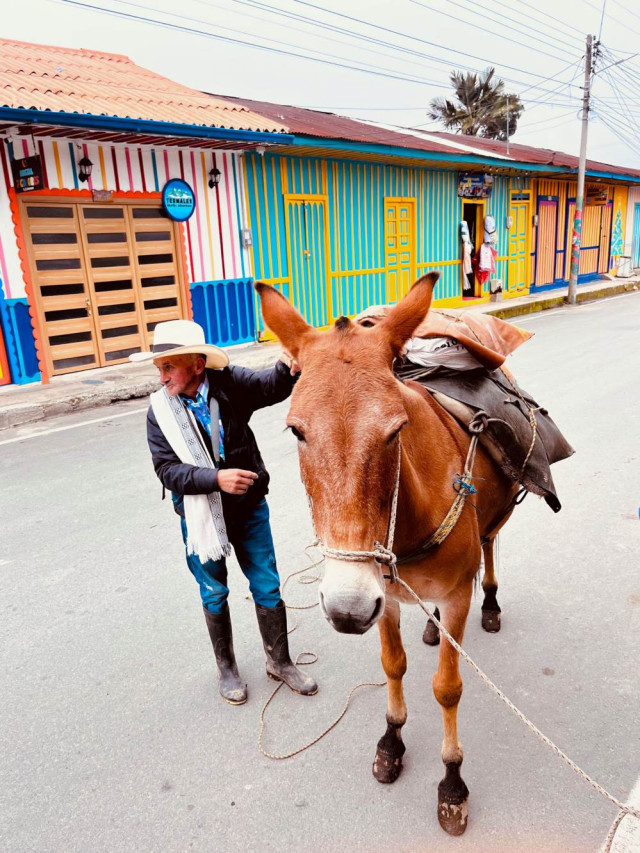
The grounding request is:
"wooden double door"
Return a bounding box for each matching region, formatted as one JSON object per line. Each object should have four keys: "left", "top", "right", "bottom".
{"left": 385, "top": 198, "right": 415, "bottom": 303}
{"left": 21, "top": 198, "right": 187, "bottom": 376}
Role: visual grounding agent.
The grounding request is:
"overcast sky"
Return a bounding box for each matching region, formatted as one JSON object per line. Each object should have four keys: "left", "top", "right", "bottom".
{"left": 5, "top": 0, "right": 640, "bottom": 169}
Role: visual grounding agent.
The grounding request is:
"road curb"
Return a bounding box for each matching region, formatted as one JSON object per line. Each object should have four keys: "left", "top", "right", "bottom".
{"left": 486, "top": 281, "right": 639, "bottom": 320}
{"left": 1, "top": 283, "right": 638, "bottom": 431}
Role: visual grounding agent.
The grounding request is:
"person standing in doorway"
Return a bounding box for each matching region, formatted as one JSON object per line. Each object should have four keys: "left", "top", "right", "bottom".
{"left": 131, "top": 319, "right": 317, "bottom": 705}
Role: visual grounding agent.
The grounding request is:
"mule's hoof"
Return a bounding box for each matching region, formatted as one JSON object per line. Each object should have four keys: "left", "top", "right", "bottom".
{"left": 372, "top": 750, "right": 403, "bottom": 784}
{"left": 482, "top": 610, "right": 501, "bottom": 633}
{"left": 437, "top": 797, "right": 468, "bottom": 835}
{"left": 422, "top": 620, "right": 440, "bottom": 646}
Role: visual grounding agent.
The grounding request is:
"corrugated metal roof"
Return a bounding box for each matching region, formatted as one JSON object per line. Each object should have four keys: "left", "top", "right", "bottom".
{"left": 214, "top": 93, "right": 640, "bottom": 180}
{"left": 0, "top": 39, "right": 287, "bottom": 133}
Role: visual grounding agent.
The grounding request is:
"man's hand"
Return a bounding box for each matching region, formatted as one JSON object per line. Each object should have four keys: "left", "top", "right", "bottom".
{"left": 280, "top": 349, "right": 301, "bottom": 376}
{"left": 217, "top": 468, "right": 258, "bottom": 494}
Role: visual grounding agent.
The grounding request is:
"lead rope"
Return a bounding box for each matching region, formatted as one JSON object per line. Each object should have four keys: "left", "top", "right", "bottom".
{"left": 259, "top": 558, "right": 639, "bottom": 848}
{"left": 392, "top": 578, "right": 640, "bottom": 851}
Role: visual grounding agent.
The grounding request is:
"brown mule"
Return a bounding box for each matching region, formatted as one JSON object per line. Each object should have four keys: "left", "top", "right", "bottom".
{"left": 256, "top": 273, "right": 519, "bottom": 836}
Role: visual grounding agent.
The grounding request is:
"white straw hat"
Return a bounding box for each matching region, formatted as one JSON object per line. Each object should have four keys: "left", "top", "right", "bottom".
{"left": 129, "top": 320, "right": 229, "bottom": 369}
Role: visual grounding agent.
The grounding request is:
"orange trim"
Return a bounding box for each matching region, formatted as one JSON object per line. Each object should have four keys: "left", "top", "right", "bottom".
{"left": 9, "top": 187, "right": 49, "bottom": 382}
{"left": 13, "top": 187, "right": 162, "bottom": 201}
{"left": 178, "top": 222, "right": 193, "bottom": 320}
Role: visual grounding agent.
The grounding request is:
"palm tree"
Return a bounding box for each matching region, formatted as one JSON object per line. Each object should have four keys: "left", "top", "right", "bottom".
{"left": 428, "top": 68, "right": 523, "bottom": 140}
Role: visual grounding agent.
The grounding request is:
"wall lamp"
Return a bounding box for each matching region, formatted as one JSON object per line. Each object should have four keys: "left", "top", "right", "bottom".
{"left": 208, "top": 167, "right": 221, "bottom": 189}
{"left": 78, "top": 155, "right": 93, "bottom": 183}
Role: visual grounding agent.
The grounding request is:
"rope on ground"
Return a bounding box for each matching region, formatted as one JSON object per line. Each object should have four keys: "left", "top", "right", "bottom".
{"left": 258, "top": 658, "right": 385, "bottom": 760}
{"left": 258, "top": 545, "right": 385, "bottom": 759}
{"left": 261, "top": 547, "right": 638, "bottom": 850}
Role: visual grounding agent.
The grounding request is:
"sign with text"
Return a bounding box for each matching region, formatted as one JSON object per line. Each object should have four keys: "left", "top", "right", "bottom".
{"left": 11, "top": 155, "right": 45, "bottom": 193}
{"left": 458, "top": 173, "right": 493, "bottom": 199}
{"left": 161, "top": 179, "right": 196, "bottom": 222}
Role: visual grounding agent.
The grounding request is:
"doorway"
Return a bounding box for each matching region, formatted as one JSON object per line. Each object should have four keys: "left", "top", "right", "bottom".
{"left": 461, "top": 200, "right": 484, "bottom": 297}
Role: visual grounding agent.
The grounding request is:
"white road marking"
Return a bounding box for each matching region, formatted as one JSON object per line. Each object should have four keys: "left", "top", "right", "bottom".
{"left": 0, "top": 407, "right": 147, "bottom": 446}
{"left": 605, "top": 773, "right": 640, "bottom": 852}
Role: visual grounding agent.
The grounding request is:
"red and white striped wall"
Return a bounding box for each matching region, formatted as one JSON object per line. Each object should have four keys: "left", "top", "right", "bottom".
{"left": 0, "top": 134, "right": 252, "bottom": 299}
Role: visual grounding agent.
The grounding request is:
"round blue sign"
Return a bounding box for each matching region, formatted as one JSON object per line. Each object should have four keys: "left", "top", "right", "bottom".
{"left": 162, "top": 179, "right": 196, "bottom": 222}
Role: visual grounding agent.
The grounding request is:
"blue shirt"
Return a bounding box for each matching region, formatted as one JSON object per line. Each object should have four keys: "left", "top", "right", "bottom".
{"left": 181, "top": 376, "right": 225, "bottom": 462}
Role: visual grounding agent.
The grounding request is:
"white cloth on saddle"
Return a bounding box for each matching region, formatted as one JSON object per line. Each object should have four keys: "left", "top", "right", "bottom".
{"left": 404, "top": 336, "right": 483, "bottom": 371}
{"left": 150, "top": 387, "right": 231, "bottom": 563}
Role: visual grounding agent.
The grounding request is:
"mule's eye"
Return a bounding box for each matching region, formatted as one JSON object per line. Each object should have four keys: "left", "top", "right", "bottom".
{"left": 386, "top": 424, "right": 405, "bottom": 444}
{"left": 290, "top": 426, "right": 306, "bottom": 442}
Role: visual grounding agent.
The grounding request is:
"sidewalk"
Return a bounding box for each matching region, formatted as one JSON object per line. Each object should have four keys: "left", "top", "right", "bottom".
{"left": 1, "top": 274, "right": 638, "bottom": 431}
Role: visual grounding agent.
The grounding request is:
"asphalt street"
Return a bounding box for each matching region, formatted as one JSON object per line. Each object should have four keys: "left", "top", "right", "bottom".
{"left": 1, "top": 292, "right": 640, "bottom": 853}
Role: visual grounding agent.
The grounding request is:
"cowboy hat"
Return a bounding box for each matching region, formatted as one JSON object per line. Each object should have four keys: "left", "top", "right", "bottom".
{"left": 129, "top": 319, "right": 229, "bottom": 369}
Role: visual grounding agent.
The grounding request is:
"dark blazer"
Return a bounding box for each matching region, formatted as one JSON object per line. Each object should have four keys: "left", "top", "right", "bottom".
{"left": 146, "top": 362, "right": 296, "bottom": 522}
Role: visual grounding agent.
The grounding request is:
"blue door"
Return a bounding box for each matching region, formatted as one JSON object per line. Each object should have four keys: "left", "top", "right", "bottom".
{"left": 632, "top": 203, "right": 640, "bottom": 268}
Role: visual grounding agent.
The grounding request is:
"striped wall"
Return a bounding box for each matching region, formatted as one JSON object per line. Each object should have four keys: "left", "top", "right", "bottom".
{"left": 0, "top": 134, "right": 251, "bottom": 301}
{"left": 624, "top": 187, "right": 640, "bottom": 259}
{"left": 245, "top": 152, "right": 510, "bottom": 328}
{"left": 531, "top": 178, "right": 616, "bottom": 287}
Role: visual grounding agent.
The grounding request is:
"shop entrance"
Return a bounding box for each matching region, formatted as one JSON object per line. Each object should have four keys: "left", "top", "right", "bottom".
{"left": 20, "top": 198, "right": 187, "bottom": 376}
{"left": 461, "top": 200, "right": 484, "bottom": 298}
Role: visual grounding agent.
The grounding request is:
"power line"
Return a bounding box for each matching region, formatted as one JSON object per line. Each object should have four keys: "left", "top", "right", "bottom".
{"left": 406, "top": 0, "right": 578, "bottom": 64}
{"left": 416, "top": 0, "right": 582, "bottom": 54}
{"left": 506, "top": 0, "right": 586, "bottom": 43}
{"left": 52, "top": 0, "right": 477, "bottom": 90}
{"left": 470, "top": 0, "right": 584, "bottom": 49}
{"left": 285, "top": 0, "right": 584, "bottom": 91}
{"left": 230, "top": 0, "right": 581, "bottom": 98}
{"left": 598, "top": 0, "right": 608, "bottom": 39}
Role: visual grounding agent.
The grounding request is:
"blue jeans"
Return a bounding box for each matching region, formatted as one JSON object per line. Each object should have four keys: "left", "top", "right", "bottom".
{"left": 180, "top": 497, "right": 282, "bottom": 614}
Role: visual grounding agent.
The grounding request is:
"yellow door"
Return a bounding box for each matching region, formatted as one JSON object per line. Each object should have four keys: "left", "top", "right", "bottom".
{"left": 507, "top": 197, "right": 530, "bottom": 296}
{"left": 385, "top": 198, "right": 415, "bottom": 303}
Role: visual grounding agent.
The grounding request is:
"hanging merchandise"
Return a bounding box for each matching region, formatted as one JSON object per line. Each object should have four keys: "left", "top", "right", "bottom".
{"left": 483, "top": 215, "right": 497, "bottom": 244}
{"left": 460, "top": 221, "right": 473, "bottom": 275}
{"left": 474, "top": 242, "right": 497, "bottom": 285}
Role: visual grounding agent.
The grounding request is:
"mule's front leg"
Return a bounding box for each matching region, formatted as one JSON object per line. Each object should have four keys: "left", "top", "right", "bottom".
{"left": 433, "top": 584, "right": 472, "bottom": 836}
{"left": 481, "top": 537, "right": 501, "bottom": 632}
{"left": 373, "top": 597, "right": 407, "bottom": 784}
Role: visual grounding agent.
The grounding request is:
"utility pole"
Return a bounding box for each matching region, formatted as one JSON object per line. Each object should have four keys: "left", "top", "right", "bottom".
{"left": 568, "top": 34, "right": 594, "bottom": 305}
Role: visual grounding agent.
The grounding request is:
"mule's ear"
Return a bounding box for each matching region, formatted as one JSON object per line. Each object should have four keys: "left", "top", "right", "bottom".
{"left": 377, "top": 272, "right": 439, "bottom": 354}
{"left": 254, "top": 282, "right": 313, "bottom": 359}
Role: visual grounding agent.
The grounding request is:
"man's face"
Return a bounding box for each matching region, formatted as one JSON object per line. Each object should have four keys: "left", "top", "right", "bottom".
{"left": 154, "top": 354, "right": 204, "bottom": 397}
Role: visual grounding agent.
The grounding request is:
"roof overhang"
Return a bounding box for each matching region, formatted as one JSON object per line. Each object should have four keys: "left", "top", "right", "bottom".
{"left": 284, "top": 135, "right": 570, "bottom": 177}
{"left": 0, "top": 107, "right": 294, "bottom": 151}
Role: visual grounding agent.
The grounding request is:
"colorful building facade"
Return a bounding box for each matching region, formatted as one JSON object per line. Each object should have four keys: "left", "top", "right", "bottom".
{"left": 2, "top": 39, "right": 640, "bottom": 387}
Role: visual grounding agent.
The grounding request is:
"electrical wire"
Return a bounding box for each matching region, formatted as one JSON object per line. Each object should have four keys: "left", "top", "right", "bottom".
{"left": 407, "top": 0, "right": 578, "bottom": 64}
{"left": 52, "top": 0, "right": 480, "bottom": 90}
{"left": 229, "top": 0, "right": 583, "bottom": 98}
{"left": 506, "top": 0, "right": 586, "bottom": 43}
{"left": 416, "top": 0, "right": 583, "bottom": 54}
{"left": 284, "top": 0, "right": 585, "bottom": 91}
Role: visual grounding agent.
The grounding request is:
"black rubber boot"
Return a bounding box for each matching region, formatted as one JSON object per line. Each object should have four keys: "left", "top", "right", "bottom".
{"left": 255, "top": 601, "right": 318, "bottom": 696}
{"left": 203, "top": 605, "right": 247, "bottom": 705}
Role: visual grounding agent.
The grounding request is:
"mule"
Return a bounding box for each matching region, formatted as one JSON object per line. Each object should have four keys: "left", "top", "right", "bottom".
{"left": 256, "top": 273, "right": 519, "bottom": 836}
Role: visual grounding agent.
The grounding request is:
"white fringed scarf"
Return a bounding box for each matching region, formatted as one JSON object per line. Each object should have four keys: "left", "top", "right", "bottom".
{"left": 150, "top": 387, "right": 231, "bottom": 563}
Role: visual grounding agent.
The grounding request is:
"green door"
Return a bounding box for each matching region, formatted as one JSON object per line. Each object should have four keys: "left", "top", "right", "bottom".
{"left": 285, "top": 197, "right": 331, "bottom": 328}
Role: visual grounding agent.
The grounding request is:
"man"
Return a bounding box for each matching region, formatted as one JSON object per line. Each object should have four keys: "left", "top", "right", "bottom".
{"left": 131, "top": 319, "right": 317, "bottom": 705}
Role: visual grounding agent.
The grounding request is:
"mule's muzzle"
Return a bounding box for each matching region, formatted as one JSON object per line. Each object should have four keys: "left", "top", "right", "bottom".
{"left": 319, "top": 558, "right": 385, "bottom": 634}
{"left": 319, "top": 588, "right": 384, "bottom": 634}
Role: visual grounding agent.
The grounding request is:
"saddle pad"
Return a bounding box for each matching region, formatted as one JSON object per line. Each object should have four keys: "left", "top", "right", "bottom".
{"left": 354, "top": 306, "right": 533, "bottom": 371}
{"left": 397, "top": 363, "right": 575, "bottom": 512}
